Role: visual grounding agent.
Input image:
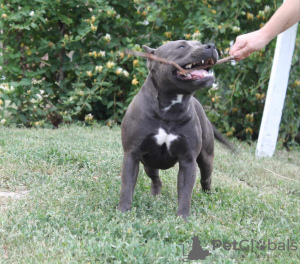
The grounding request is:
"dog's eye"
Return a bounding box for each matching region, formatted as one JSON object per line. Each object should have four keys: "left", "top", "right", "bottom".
{"left": 178, "top": 45, "right": 185, "bottom": 49}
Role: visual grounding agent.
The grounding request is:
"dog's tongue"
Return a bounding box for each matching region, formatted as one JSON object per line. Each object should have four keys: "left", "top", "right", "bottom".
{"left": 189, "top": 69, "right": 208, "bottom": 78}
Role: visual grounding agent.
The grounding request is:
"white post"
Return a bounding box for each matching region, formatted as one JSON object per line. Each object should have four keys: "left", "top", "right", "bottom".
{"left": 256, "top": 22, "right": 298, "bottom": 157}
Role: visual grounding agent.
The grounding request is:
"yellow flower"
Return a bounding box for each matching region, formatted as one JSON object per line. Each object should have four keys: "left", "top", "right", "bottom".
{"left": 133, "top": 59, "right": 139, "bottom": 67}
{"left": 132, "top": 78, "right": 139, "bottom": 85}
{"left": 255, "top": 93, "right": 261, "bottom": 100}
{"left": 294, "top": 80, "right": 300, "bottom": 86}
{"left": 164, "top": 32, "right": 172, "bottom": 38}
{"left": 247, "top": 12, "right": 254, "bottom": 20}
{"left": 91, "top": 15, "right": 96, "bottom": 23}
{"left": 123, "top": 70, "right": 129, "bottom": 77}
{"left": 232, "top": 108, "right": 238, "bottom": 113}
{"left": 0, "top": 99, "right": 3, "bottom": 106}
{"left": 1, "top": 14, "right": 7, "bottom": 19}
{"left": 245, "top": 128, "right": 253, "bottom": 135}
{"left": 246, "top": 113, "right": 254, "bottom": 122}
{"left": 184, "top": 33, "right": 191, "bottom": 39}
{"left": 226, "top": 131, "right": 233, "bottom": 137}
{"left": 107, "top": 120, "right": 114, "bottom": 127}
{"left": 91, "top": 24, "right": 97, "bottom": 31}
{"left": 86, "top": 71, "right": 93, "bottom": 77}
{"left": 264, "top": 5, "right": 270, "bottom": 13}
{"left": 103, "top": 33, "right": 111, "bottom": 42}
{"left": 116, "top": 67, "right": 123, "bottom": 75}
{"left": 95, "top": 66, "right": 103, "bottom": 73}
{"left": 97, "top": 51, "right": 105, "bottom": 57}
{"left": 85, "top": 113, "right": 94, "bottom": 123}
{"left": 232, "top": 26, "right": 240, "bottom": 33}
{"left": 192, "top": 32, "right": 201, "bottom": 39}
{"left": 211, "top": 10, "right": 217, "bottom": 14}
{"left": 106, "top": 61, "right": 115, "bottom": 68}
{"left": 142, "top": 11, "right": 147, "bottom": 16}
{"left": 119, "top": 52, "right": 124, "bottom": 59}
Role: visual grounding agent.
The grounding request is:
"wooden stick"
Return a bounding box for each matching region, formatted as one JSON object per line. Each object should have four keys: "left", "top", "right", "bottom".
{"left": 125, "top": 49, "right": 235, "bottom": 75}
{"left": 125, "top": 49, "right": 185, "bottom": 73}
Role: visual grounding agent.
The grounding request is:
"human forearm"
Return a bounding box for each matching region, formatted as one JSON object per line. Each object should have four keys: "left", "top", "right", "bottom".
{"left": 230, "top": 0, "right": 300, "bottom": 60}
{"left": 260, "top": 0, "right": 300, "bottom": 42}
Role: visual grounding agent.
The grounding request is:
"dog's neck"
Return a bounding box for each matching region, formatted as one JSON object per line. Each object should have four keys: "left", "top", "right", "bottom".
{"left": 143, "top": 75, "right": 193, "bottom": 123}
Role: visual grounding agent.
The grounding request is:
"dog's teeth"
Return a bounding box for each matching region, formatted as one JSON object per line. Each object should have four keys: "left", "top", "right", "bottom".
{"left": 187, "top": 73, "right": 191, "bottom": 78}
{"left": 202, "top": 60, "right": 204, "bottom": 64}
{"left": 185, "top": 64, "right": 192, "bottom": 69}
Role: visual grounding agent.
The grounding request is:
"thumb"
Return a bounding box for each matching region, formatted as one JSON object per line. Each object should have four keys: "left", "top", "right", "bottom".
{"left": 232, "top": 46, "right": 252, "bottom": 60}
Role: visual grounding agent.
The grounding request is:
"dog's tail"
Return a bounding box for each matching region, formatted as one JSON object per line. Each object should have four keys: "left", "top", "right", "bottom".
{"left": 212, "top": 124, "right": 236, "bottom": 153}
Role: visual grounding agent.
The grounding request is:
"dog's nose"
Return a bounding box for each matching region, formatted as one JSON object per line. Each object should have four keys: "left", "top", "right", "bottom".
{"left": 204, "top": 43, "right": 216, "bottom": 50}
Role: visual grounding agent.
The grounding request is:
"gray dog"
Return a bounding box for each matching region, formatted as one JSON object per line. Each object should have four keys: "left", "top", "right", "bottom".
{"left": 118, "top": 40, "right": 222, "bottom": 219}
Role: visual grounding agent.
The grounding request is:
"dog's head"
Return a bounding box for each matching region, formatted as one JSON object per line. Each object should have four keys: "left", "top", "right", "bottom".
{"left": 143, "top": 40, "right": 218, "bottom": 93}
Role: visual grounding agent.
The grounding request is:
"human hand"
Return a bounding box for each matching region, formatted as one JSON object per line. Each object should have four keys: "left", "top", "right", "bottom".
{"left": 229, "top": 29, "right": 272, "bottom": 60}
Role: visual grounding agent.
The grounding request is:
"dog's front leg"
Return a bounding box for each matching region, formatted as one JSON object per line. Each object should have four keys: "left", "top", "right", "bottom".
{"left": 118, "top": 152, "right": 140, "bottom": 212}
{"left": 177, "top": 159, "right": 197, "bottom": 219}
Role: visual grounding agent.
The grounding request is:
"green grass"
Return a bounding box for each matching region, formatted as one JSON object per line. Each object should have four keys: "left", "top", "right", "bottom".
{"left": 0, "top": 125, "right": 299, "bottom": 263}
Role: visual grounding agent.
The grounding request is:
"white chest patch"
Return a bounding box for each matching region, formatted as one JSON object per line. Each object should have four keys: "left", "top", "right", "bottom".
{"left": 164, "top": 94, "right": 183, "bottom": 111}
{"left": 154, "top": 128, "right": 178, "bottom": 150}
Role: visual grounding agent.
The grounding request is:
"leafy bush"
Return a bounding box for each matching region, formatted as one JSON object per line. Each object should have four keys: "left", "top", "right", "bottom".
{"left": 0, "top": 0, "right": 299, "bottom": 142}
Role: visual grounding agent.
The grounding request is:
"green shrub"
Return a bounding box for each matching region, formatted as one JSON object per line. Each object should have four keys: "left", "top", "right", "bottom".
{"left": 0, "top": 0, "right": 299, "bottom": 141}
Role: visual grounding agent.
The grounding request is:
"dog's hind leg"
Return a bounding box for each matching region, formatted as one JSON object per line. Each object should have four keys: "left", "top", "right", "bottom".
{"left": 144, "top": 166, "right": 162, "bottom": 195}
{"left": 196, "top": 150, "right": 213, "bottom": 192}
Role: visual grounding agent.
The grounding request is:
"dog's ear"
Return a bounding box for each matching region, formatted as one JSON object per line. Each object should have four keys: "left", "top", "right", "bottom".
{"left": 142, "top": 45, "right": 157, "bottom": 71}
{"left": 142, "top": 45, "right": 156, "bottom": 55}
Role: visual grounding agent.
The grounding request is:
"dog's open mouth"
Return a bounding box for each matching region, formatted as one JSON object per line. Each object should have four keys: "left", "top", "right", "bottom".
{"left": 174, "top": 58, "right": 215, "bottom": 80}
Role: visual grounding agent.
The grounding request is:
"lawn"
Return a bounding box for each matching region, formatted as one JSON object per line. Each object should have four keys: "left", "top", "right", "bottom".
{"left": 0, "top": 125, "right": 299, "bottom": 263}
